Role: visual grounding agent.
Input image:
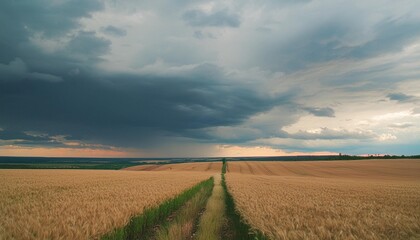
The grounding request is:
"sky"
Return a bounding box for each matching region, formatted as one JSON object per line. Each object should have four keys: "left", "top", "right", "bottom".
{"left": 0, "top": 0, "right": 419, "bottom": 158}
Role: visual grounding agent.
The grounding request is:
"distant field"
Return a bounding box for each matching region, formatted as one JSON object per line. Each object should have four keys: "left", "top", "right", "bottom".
{"left": 123, "top": 161, "right": 222, "bottom": 172}
{"left": 226, "top": 160, "right": 420, "bottom": 239}
{"left": 0, "top": 170, "right": 212, "bottom": 239}
{"left": 227, "top": 159, "right": 420, "bottom": 180}
{"left": 0, "top": 163, "right": 137, "bottom": 170}
{"left": 0, "top": 157, "right": 221, "bottom": 170}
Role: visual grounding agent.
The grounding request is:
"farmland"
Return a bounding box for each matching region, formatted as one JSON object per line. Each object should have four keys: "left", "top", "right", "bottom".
{"left": 0, "top": 169, "right": 213, "bottom": 239}
{"left": 123, "top": 161, "right": 222, "bottom": 172}
{"left": 1, "top": 159, "right": 419, "bottom": 240}
{"left": 225, "top": 160, "right": 420, "bottom": 239}
{"left": 226, "top": 159, "right": 420, "bottom": 179}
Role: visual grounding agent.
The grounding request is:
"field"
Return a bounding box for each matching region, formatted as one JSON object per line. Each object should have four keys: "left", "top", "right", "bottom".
{"left": 0, "top": 157, "right": 222, "bottom": 170}
{"left": 0, "top": 169, "right": 213, "bottom": 239}
{"left": 225, "top": 160, "right": 420, "bottom": 239}
{"left": 123, "top": 161, "right": 222, "bottom": 172}
{"left": 1, "top": 159, "right": 419, "bottom": 240}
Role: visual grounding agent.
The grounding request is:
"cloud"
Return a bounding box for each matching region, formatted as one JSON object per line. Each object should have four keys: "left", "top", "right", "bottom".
{"left": 303, "top": 107, "right": 335, "bottom": 117}
{"left": 387, "top": 92, "right": 418, "bottom": 103}
{"left": 372, "top": 111, "right": 413, "bottom": 121}
{"left": 0, "top": 63, "right": 288, "bottom": 148}
{"left": 66, "top": 31, "right": 111, "bottom": 58}
{"left": 0, "top": 58, "right": 26, "bottom": 74}
{"left": 388, "top": 123, "right": 414, "bottom": 129}
{"left": 1, "top": 0, "right": 420, "bottom": 156}
{"left": 287, "top": 127, "right": 375, "bottom": 140}
{"left": 225, "top": 1, "right": 420, "bottom": 73}
{"left": 183, "top": 9, "right": 240, "bottom": 28}
{"left": 0, "top": 0, "right": 103, "bottom": 62}
{"left": 0, "top": 129, "right": 47, "bottom": 142}
{"left": 101, "top": 25, "right": 127, "bottom": 37}
{"left": 0, "top": 58, "right": 63, "bottom": 82}
{"left": 378, "top": 133, "right": 397, "bottom": 141}
{"left": 0, "top": 129, "right": 116, "bottom": 150}
{"left": 193, "top": 30, "right": 215, "bottom": 39}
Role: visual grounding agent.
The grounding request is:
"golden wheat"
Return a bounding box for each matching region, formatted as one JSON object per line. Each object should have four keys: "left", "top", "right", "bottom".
{"left": 226, "top": 160, "right": 420, "bottom": 240}
{"left": 124, "top": 161, "right": 222, "bottom": 172}
{"left": 226, "top": 159, "right": 420, "bottom": 180}
{"left": 0, "top": 169, "right": 213, "bottom": 240}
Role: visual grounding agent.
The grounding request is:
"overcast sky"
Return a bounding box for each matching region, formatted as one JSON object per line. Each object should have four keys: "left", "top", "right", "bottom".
{"left": 1, "top": 0, "right": 419, "bottom": 157}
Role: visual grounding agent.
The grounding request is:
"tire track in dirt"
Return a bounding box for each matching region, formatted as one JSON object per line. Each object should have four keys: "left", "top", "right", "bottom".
{"left": 205, "top": 162, "right": 213, "bottom": 171}
{"left": 258, "top": 162, "right": 276, "bottom": 176}
{"left": 238, "top": 163, "right": 243, "bottom": 174}
{"left": 245, "top": 162, "right": 255, "bottom": 175}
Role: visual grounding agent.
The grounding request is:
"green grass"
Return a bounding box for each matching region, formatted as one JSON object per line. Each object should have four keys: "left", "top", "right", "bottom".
{"left": 155, "top": 180, "right": 213, "bottom": 240}
{"left": 221, "top": 161, "right": 267, "bottom": 240}
{"left": 196, "top": 175, "right": 225, "bottom": 240}
{"left": 222, "top": 158, "right": 227, "bottom": 174}
{"left": 101, "top": 177, "right": 214, "bottom": 240}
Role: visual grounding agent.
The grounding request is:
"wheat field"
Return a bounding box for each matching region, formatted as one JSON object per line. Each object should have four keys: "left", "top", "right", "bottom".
{"left": 226, "top": 159, "right": 420, "bottom": 180}
{"left": 226, "top": 160, "right": 420, "bottom": 240}
{"left": 0, "top": 169, "right": 212, "bottom": 240}
{"left": 123, "top": 161, "right": 222, "bottom": 172}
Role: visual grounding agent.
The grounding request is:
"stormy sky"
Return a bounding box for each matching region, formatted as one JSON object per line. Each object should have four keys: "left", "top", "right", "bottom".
{"left": 1, "top": 0, "right": 419, "bottom": 157}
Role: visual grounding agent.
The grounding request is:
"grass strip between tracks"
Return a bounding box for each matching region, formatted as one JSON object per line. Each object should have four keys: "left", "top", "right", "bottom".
{"left": 101, "top": 177, "right": 214, "bottom": 240}
{"left": 155, "top": 178, "right": 213, "bottom": 239}
{"left": 195, "top": 174, "right": 225, "bottom": 240}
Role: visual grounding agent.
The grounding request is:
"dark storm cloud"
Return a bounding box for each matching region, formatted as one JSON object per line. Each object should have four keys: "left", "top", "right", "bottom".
{"left": 101, "top": 25, "right": 127, "bottom": 37}
{"left": 5, "top": 0, "right": 102, "bottom": 36}
{"left": 0, "top": 0, "right": 103, "bottom": 62}
{"left": 0, "top": 58, "right": 63, "bottom": 82}
{"left": 0, "top": 35, "right": 109, "bottom": 84}
{"left": 0, "top": 0, "right": 116, "bottom": 148}
{"left": 0, "top": 129, "right": 59, "bottom": 148}
{"left": 0, "top": 129, "right": 47, "bottom": 141}
{"left": 1, "top": 0, "right": 420, "bottom": 155}
{"left": 0, "top": 0, "right": 279, "bottom": 150}
{"left": 351, "top": 18, "right": 420, "bottom": 58}
{"left": 0, "top": 63, "right": 286, "bottom": 148}
{"left": 256, "top": 13, "right": 420, "bottom": 73}
{"left": 66, "top": 31, "right": 111, "bottom": 57}
{"left": 303, "top": 107, "right": 335, "bottom": 117}
{"left": 0, "top": 0, "right": 109, "bottom": 81}
{"left": 0, "top": 128, "right": 115, "bottom": 149}
{"left": 183, "top": 9, "right": 240, "bottom": 28}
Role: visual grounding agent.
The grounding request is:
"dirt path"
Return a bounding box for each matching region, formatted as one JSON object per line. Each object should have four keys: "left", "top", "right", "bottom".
{"left": 195, "top": 174, "right": 225, "bottom": 240}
